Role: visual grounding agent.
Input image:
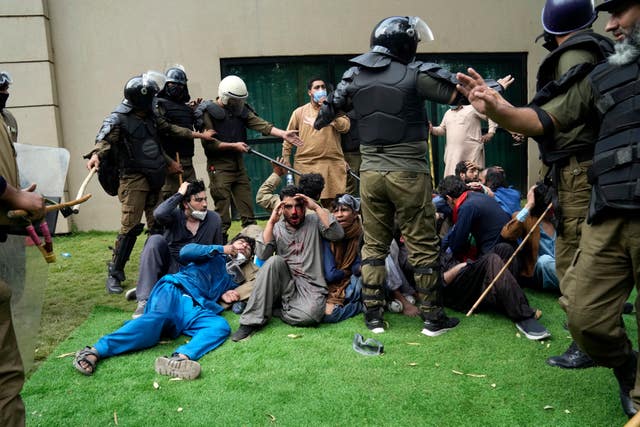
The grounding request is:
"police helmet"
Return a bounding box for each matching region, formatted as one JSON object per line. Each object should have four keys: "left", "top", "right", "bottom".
{"left": 596, "top": 0, "right": 639, "bottom": 11}
{"left": 165, "top": 67, "right": 188, "bottom": 85}
{"left": 370, "top": 16, "right": 434, "bottom": 63}
{"left": 542, "top": 0, "right": 597, "bottom": 35}
{"left": 218, "top": 75, "right": 248, "bottom": 105}
{"left": 0, "top": 71, "right": 13, "bottom": 90}
{"left": 123, "top": 75, "right": 160, "bottom": 110}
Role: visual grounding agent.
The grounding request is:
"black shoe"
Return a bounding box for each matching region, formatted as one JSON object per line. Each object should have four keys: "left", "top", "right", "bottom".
{"left": 614, "top": 352, "right": 638, "bottom": 419}
{"left": 515, "top": 317, "right": 551, "bottom": 341}
{"left": 546, "top": 341, "right": 595, "bottom": 369}
{"left": 623, "top": 302, "right": 634, "bottom": 315}
{"left": 421, "top": 314, "right": 459, "bottom": 337}
{"left": 231, "top": 324, "right": 262, "bottom": 342}
{"left": 106, "top": 275, "right": 123, "bottom": 294}
{"left": 364, "top": 307, "right": 385, "bottom": 334}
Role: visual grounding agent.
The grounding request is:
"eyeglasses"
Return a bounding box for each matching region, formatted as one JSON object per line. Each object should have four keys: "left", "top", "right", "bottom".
{"left": 192, "top": 196, "right": 207, "bottom": 203}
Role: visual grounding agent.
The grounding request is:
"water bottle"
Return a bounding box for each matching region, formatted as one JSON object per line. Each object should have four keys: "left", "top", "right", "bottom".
{"left": 285, "top": 172, "right": 294, "bottom": 186}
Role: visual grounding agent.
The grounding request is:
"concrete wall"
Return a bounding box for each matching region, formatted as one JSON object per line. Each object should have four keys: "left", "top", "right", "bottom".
{"left": 1, "top": 0, "right": 613, "bottom": 231}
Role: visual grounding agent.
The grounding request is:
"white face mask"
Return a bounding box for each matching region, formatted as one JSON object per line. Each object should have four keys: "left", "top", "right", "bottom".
{"left": 235, "top": 252, "right": 247, "bottom": 264}
{"left": 188, "top": 203, "right": 207, "bottom": 221}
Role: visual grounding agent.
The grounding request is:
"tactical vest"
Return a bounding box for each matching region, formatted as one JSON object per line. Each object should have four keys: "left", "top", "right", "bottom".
{"left": 117, "top": 112, "right": 166, "bottom": 190}
{"left": 530, "top": 32, "right": 613, "bottom": 166}
{"left": 349, "top": 61, "right": 428, "bottom": 146}
{"left": 536, "top": 30, "right": 613, "bottom": 91}
{"left": 156, "top": 97, "right": 195, "bottom": 158}
{"left": 587, "top": 58, "right": 640, "bottom": 222}
{"left": 204, "top": 102, "right": 249, "bottom": 143}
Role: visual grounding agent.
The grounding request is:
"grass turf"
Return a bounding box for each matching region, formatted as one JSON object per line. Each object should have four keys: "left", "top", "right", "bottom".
{"left": 23, "top": 226, "right": 637, "bottom": 425}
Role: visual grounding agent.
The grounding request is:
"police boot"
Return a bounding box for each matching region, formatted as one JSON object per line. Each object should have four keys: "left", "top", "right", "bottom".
{"left": 614, "top": 351, "right": 638, "bottom": 419}
{"left": 415, "top": 266, "right": 459, "bottom": 337}
{"left": 106, "top": 224, "right": 143, "bottom": 294}
{"left": 361, "top": 258, "right": 386, "bottom": 334}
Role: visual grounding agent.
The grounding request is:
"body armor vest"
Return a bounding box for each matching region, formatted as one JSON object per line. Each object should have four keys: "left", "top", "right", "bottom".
{"left": 587, "top": 58, "right": 640, "bottom": 222}
{"left": 206, "top": 102, "right": 249, "bottom": 143}
{"left": 117, "top": 112, "right": 166, "bottom": 190}
{"left": 156, "top": 97, "right": 195, "bottom": 158}
{"left": 349, "top": 61, "right": 428, "bottom": 146}
{"left": 531, "top": 32, "right": 613, "bottom": 166}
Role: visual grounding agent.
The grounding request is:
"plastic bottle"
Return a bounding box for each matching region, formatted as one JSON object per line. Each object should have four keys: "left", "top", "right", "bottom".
{"left": 285, "top": 172, "right": 294, "bottom": 186}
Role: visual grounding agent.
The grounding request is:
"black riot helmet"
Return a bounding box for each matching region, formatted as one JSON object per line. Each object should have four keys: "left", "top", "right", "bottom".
{"left": 542, "top": 0, "right": 597, "bottom": 35}
{"left": 165, "top": 67, "right": 188, "bottom": 85}
{"left": 123, "top": 72, "right": 163, "bottom": 111}
{"left": 369, "top": 16, "right": 434, "bottom": 63}
{"left": 596, "top": 0, "right": 639, "bottom": 11}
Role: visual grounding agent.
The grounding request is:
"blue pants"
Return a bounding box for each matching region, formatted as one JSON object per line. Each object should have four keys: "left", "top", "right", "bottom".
{"left": 94, "top": 281, "right": 230, "bottom": 361}
{"left": 534, "top": 254, "right": 559, "bottom": 291}
{"left": 323, "top": 275, "right": 363, "bottom": 323}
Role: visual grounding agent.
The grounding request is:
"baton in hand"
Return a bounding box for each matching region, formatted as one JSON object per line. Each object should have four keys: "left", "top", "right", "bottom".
{"left": 247, "top": 148, "right": 302, "bottom": 176}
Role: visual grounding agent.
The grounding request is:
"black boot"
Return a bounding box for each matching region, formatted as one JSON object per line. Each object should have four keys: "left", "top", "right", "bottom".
{"left": 614, "top": 352, "right": 638, "bottom": 419}
{"left": 105, "top": 225, "right": 142, "bottom": 294}
{"left": 546, "top": 341, "right": 595, "bottom": 369}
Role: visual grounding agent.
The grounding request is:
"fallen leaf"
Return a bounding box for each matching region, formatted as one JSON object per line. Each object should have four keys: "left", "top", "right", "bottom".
{"left": 466, "top": 373, "right": 486, "bottom": 378}
{"left": 564, "top": 409, "right": 571, "bottom": 414}
{"left": 452, "top": 370, "right": 464, "bottom": 375}
{"left": 435, "top": 363, "right": 440, "bottom": 367}
{"left": 169, "top": 377, "right": 183, "bottom": 381}
{"left": 515, "top": 332, "right": 521, "bottom": 338}
{"left": 114, "top": 411, "right": 119, "bottom": 425}
{"left": 56, "top": 352, "right": 75, "bottom": 358}
{"left": 544, "top": 405, "right": 554, "bottom": 410}
{"left": 177, "top": 407, "right": 183, "bottom": 412}
{"left": 153, "top": 381, "right": 160, "bottom": 389}
{"left": 287, "top": 334, "right": 302, "bottom": 339}
{"left": 266, "top": 413, "right": 276, "bottom": 422}
{"left": 408, "top": 362, "right": 418, "bottom": 366}
{"left": 406, "top": 342, "right": 420, "bottom": 346}
{"left": 540, "top": 341, "right": 545, "bottom": 345}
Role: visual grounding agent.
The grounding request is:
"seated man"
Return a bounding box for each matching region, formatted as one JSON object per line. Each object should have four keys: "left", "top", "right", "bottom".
{"left": 127, "top": 180, "right": 222, "bottom": 318}
{"left": 440, "top": 248, "right": 550, "bottom": 340}
{"left": 218, "top": 228, "right": 261, "bottom": 313}
{"left": 484, "top": 167, "right": 521, "bottom": 216}
{"left": 72, "top": 238, "right": 251, "bottom": 380}
{"left": 232, "top": 185, "right": 344, "bottom": 341}
{"left": 256, "top": 165, "right": 325, "bottom": 212}
{"left": 454, "top": 160, "right": 479, "bottom": 183}
{"left": 502, "top": 183, "right": 558, "bottom": 291}
{"left": 439, "top": 175, "right": 512, "bottom": 262}
{"left": 322, "top": 194, "right": 363, "bottom": 323}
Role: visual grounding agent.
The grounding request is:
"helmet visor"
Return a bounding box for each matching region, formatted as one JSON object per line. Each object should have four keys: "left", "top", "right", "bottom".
{"left": 142, "top": 70, "right": 166, "bottom": 92}
{"left": 0, "top": 71, "right": 13, "bottom": 88}
{"left": 409, "top": 17, "right": 434, "bottom": 42}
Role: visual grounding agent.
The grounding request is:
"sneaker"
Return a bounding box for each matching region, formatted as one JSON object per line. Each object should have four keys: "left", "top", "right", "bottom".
{"left": 386, "top": 299, "right": 403, "bottom": 313}
{"left": 231, "top": 324, "right": 262, "bottom": 342}
{"left": 515, "top": 317, "right": 551, "bottom": 340}
{"left": 154, "top": 355, "right": 201, "bottom": 380}
{"left": 125, "top": 287, "right": 137, "bottom": 301}
{"left": 132, "top": 300, "right": 147, "bottom": 319}
{"left": 421, "top": 315, "right": 460, "bottom": 337}
{"left": 364, "top": 306, "right": 385, "bottom": 334}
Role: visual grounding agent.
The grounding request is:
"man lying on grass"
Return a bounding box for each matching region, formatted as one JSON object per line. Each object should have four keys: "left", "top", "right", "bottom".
{"left": 73, "top": 236, "right": 254, "bottom": 380}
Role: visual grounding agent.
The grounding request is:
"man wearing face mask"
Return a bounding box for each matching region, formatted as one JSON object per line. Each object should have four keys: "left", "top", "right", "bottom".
{"left": 196, "top": 75, "right": 304, "bottom": 242}
{"left": 283, "top": 77, "right": 350, "bottom": 207}
{"left": 155, "top": 67, "right": 199, "bottom": 201}
{"left": 524, "top": 0, "right": 614, "bottom": 370}
{"left": 125, "top": 180, "right": 222, "bottom": 318}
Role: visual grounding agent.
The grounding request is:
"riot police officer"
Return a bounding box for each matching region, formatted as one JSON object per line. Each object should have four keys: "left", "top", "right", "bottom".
{"left": 315, "top": 16, "right": 505, "bottom": 336}
{"left": 527, "top": 0, "right": 614, "bottom": 370}
{"left": 86, "top": 72, "right": 215, "bottom": 294}
{"left": 155, "top": 67, "right": 199, "bottom": 200}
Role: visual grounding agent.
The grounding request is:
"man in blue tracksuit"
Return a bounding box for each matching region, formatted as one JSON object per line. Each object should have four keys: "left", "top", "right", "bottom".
{"left": 72, "top": 238, "right": 252, "bottom": 380}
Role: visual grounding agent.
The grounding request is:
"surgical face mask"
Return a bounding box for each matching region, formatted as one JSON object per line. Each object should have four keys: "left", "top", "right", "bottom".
{"left": 313, "top": 90, "right": 327, "bottom": 103}
{"left": 236, "top": 252, "right": 247, "bottom": 264}
{"left": 188, "top": 204, "right": 207, "bottom": 221}
{"left": 0, "top": 92, "right": 8, "bottom": 111}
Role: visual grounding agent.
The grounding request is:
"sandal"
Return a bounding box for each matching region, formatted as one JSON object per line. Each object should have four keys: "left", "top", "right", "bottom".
{"left": 73, "top": 346, "right": 99, "bottom": 376}
{"left": 154, "top": 355, "right": 201, "bottom": 380}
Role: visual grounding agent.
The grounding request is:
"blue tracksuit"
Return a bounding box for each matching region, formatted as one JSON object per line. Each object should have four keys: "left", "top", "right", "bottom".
{"left": 94, "top": 244, "right": 235, "bottom": 360}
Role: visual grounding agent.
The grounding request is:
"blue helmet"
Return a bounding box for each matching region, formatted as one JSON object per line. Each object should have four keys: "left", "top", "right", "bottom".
{"left": 542, "top": 0, "right": 597, "bottom": 35}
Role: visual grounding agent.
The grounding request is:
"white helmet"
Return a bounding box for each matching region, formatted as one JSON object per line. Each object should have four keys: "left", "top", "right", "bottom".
{"left": 218, "top": 75, "right": 248, "bottom": 105}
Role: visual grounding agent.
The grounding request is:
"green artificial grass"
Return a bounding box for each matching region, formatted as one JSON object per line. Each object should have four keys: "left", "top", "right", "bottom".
{"left": 23, "top": 226, "right": 637, "bottom": 426}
